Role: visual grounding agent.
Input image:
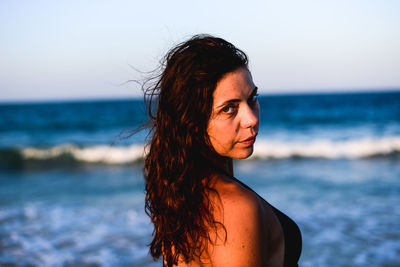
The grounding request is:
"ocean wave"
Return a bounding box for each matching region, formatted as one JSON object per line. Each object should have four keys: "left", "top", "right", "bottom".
{"left": 252, "top": 136, "right": 400, "bottom": 159}
{"left": 1, "top": 136, "right": 399, "bottom": 169}
{"left": 21, "top": 144, "right": 146, "bottom": 164}
{"left": 0, "top": 144, "right": 146, "bottom": 169}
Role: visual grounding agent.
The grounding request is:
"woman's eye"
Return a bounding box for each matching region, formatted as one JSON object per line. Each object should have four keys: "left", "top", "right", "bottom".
{"left": 221, "top": 105, "right": 236, "bottom": 114}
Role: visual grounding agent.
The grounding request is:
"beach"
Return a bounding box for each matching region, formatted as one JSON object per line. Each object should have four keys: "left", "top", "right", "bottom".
{"left": 1, "top": 92, "right": 399, "bottom": 266}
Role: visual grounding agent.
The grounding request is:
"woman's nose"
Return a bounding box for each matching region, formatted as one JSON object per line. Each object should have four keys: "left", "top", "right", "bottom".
{"left": 240, "top": 103, "right": 259, "bottom": 128}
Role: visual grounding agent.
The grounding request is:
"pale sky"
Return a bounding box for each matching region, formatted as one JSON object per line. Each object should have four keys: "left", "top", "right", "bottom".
{"left": 1, "top": 0, "right": 399, "bottom": 102}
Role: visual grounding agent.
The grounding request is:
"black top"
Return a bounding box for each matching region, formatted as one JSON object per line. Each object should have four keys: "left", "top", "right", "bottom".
{"left": 228, "top": 175, "right": 302, "bottom": 267}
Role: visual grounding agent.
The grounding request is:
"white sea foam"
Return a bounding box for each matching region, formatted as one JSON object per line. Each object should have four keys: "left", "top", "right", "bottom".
{"left": 252, "top": 136, "right": 400, "bottom": 159}
{"left": 22, "top": 144, "right": 146, "bottom": 164}
{"left": 19, "top": 136, "right": 400, "bottom": 164}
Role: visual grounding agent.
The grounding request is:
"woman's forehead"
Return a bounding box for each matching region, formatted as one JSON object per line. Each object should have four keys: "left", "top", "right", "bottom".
{"left": 213, "top": 68, "right": 255, "bottom": 102}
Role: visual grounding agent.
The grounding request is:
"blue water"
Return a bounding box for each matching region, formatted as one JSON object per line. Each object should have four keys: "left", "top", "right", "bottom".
{"left": 1, "top": 91, "right": 400, "bottom": 266}
{"left": 1, "top": 92, "right": 399, "bottom": 148}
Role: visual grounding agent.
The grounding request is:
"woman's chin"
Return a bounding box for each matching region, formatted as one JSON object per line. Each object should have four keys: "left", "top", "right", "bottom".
{"left": 231, "top": 147, "right": 254, "bottom": 159}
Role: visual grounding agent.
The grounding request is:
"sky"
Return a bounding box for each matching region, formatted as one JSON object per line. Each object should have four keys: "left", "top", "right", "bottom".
{"left": 1, "top": 0, "right": 399, "bottom": 102}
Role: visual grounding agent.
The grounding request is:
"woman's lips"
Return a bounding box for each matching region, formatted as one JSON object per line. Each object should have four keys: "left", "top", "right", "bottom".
{"left": 238, "top": 134, "right": 257, "bottom": 146}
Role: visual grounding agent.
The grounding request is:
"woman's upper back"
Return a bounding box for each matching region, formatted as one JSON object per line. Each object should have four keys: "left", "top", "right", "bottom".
{"left": 219, "top": 174, "right": 303, "bottom": 267}
{"left": 175, "top": 173, "right": 285, "bottom": 267}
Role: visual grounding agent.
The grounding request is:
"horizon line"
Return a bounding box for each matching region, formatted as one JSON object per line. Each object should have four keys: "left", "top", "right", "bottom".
{"left": 1, "top": 87, "right": 399, "bottom": 105}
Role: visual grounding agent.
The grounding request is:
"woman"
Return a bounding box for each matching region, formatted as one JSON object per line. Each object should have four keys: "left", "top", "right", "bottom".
{"left": 143, "top": 35, "right": 301, "bottom": 267}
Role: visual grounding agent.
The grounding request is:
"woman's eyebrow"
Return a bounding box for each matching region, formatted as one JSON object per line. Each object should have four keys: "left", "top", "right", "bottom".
{"left": 215, "top": 87, "right": 258, "bottom": 109}
{"left": 216, "top": 99, "right": 240, "bottom": 109}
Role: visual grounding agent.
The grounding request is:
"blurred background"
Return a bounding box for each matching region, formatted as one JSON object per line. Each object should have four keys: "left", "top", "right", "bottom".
{"left": 1, "top": 1, "right": 399, "bottom": 266}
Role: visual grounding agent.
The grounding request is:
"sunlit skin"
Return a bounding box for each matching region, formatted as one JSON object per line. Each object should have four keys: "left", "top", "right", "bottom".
{"left": 176, "top": 67, "right": 285, "bottom": 266}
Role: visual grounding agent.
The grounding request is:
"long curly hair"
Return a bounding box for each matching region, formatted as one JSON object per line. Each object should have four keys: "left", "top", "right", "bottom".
{"left": 143, "top": 34, "right": 248, "bottom": 266}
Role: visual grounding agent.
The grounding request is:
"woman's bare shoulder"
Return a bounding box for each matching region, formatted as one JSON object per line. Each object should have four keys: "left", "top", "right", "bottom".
{"left": 203, "top": 173, "right": 285, "bottom": 267}
{"left": 209, "top": 173, "right": 260, "bottom": 214}
{"left": 205, "top": 173, "right": 265, "bottom": 266}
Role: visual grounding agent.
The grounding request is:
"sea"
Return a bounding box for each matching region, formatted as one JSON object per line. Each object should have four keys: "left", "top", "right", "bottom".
{"left": 0, "top": 91, "right": 399, "bottom": 267}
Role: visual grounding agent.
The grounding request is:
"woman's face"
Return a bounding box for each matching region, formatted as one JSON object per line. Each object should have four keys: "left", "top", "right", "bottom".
{"left": 207, "top": 67, "right": 259, "bottom": 159}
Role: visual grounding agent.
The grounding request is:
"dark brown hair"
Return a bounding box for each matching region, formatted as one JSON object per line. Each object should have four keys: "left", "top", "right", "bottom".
{"left": 143, "top": 34, "right": 248, "bottom": 266}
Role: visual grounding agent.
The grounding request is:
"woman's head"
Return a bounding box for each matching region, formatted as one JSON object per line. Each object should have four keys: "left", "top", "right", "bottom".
{"left": 207, "top": 67, "right": 259, "bottom": 159}
{"left": 148, "top": 34, "right": 251, "bottom": 159}
{"left": 144, "top": 34, "right": 254, "bottom": 266}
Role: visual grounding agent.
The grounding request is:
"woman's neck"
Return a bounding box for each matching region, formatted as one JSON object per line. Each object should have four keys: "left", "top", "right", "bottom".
{"left": 209, "top": 155, "right": 233, "bottom": 177}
